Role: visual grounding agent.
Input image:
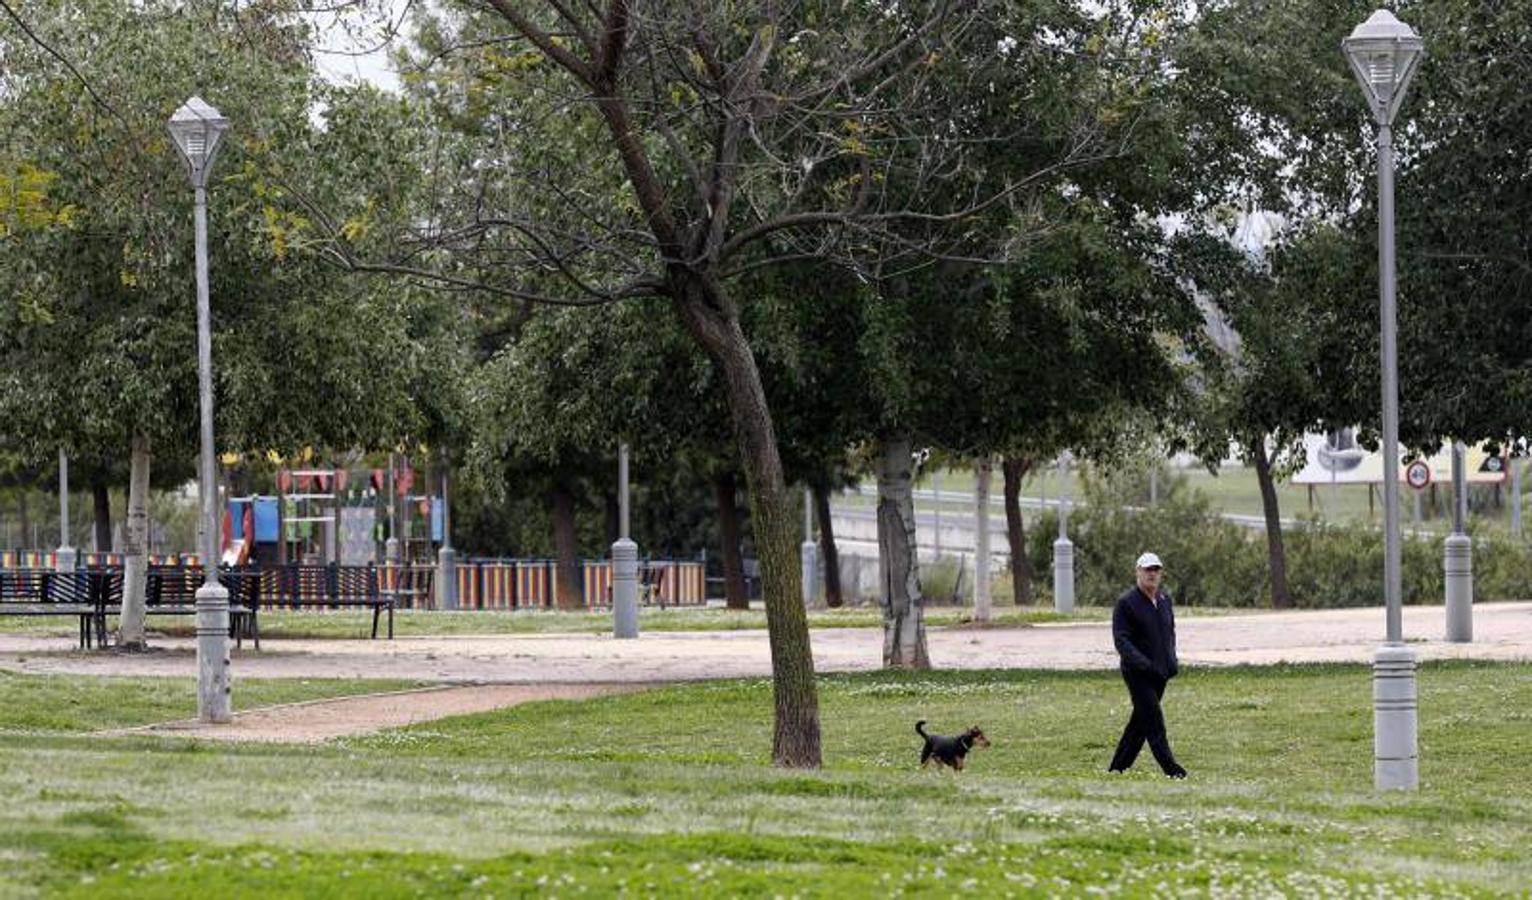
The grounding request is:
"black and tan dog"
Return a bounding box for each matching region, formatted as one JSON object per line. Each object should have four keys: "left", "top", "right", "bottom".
{"left": 916, "top": 720, "right": 991, "bottom": 771}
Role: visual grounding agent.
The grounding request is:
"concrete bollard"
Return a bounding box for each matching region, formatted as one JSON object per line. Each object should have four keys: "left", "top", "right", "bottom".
{"left": 1444, "top": 533, "right": 1472, "bottom": 642}
{"left": 1373, "top": 643, "right": 1419, "bottom": 790}
{"left": 800, "top": 540, "right": 818, "bottom": 607}
{"left": 612, "top": 538, "right": 639, "bottom": 639}
{"left": 196, "top": 581, "right": 233, "bottom": 723}
{"left": 1053, "top": 537, "right": 1074, "bottom": 614}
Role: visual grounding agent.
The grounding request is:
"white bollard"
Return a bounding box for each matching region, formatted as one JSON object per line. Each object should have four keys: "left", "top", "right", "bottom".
{"left": 1053, "top": 537, "right": 1074, "bottom": 614}
{"left": 612, "top": 538, "right": 639, "bottom": 639}
{"left": 801, "top": 540, "right": 818, "bottom": 607}
{"left": 1444, "top": 533, "right": 1472, "bottom": 642}
{"left": 437, "top": 545, "right": 458, "bottom": 611}
{"left": 196, "top": 581, "right": 232, "bottom": 723}
{"left": 1373, "top": 643, "right": 1419, "bottom": 790}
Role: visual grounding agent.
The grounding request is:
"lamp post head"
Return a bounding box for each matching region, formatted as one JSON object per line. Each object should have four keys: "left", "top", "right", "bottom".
{"left": 1342, "top": 10, "right": 1424, "bottom": 127}
{"left": 167, "top": 96, "right": 230, "bottom": 189}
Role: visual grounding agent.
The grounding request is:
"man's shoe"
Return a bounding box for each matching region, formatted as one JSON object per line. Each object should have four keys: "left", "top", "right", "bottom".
{"left": 1166, "top": 765, "right": 1188, "bottom": 779}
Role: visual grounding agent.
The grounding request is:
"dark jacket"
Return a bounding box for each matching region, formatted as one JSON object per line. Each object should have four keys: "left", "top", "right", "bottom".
{"left": 1113, "top": 585, "right": 1178, "bottom": 679}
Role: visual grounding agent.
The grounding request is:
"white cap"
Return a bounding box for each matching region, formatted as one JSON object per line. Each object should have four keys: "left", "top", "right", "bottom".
{"left": 1135, "top": 552, "right": 1163, "bottom": 570}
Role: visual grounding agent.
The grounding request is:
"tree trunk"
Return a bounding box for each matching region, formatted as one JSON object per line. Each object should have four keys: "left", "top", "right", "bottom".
{"left": 672, "top": 276, "right": 820, "bottom": 768}
{"left": 876, "top": 435, "right": 929, "bottom": 668}
{"left": 715, "top": 470, "right": 749, "bottom": 610}
{"left": 1002, "top": 456, "right": 1036, "bottom": 605}
{"left": 811, "top": 482, "right": 843, "bottom": 608}
{"left": 119, "top": 433, "right": 152, "bottom": 649}
{"left": 91, "top": 477, "right": 112, "bottom": 553}
{"left": 1251, "top": 437, "right": 1292, "bottom": 610}
{"left": 549, "top": 480, "right": 583, "bottom": 610}
{"left": 17, "top": 490, "right": 29, "bottom": 549}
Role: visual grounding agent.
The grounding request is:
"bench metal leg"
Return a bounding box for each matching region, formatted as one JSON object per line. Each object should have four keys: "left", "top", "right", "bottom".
{"left": 371, "top": 606, "right": 380, "bottom": 640}
{"left": 388, "top": 605, "right": 394, "bottom": 640}
{"left": 251, "top": 610, "right": 261, "bottom": 651}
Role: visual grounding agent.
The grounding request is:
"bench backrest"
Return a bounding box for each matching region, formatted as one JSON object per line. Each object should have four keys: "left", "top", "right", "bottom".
{"left": 333, "top": 565, "right": 378, "bottom": 601}
{"left": 42, "top": 571, "right": 94, "bottom": 605}
{"left": 146, "top": 566, "right": 199, "bottom": 607}
{"left": 0, "top": 569, "right": 49, "bottom": 601}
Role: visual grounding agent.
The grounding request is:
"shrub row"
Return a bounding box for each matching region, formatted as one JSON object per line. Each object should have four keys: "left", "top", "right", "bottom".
{"left": 1005, "top": 470, "right": 1532, "bottom": 609}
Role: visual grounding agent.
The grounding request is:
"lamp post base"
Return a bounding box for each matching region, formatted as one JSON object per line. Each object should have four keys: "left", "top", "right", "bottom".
{"left": 436, "top": 546, "right": 458, "bottom": 611}
{"left": 1444, "top": 533, "right": 1472, "bottom": 642}
{"left": 800, "top": 540, "right": 818, "bottom": 608}
{"left": 1373, "top": 643, "right": 1418, "bottom": 790}
{"left": 612, "top": 538, "right": 639, "bottom": 639}
{"left": 196, "top": 581, "right": 232, "bottom": 723}
{"left": 1053, "top": 537, "right": 1074, "bottom": 614}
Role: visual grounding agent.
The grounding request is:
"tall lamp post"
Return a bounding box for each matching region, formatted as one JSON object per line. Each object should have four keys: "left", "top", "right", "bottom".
{"left": 1342, "top": 10, "right": 1424, "bottom": 791}
{"left": 612, "top": 443, "right": 639, "bottom": 638}
{"left": 1444, "top": 441, "right": 1473, "bottom": 641}
{"left": 56, "top": 450, "right": 76, "bottom": 572}
{"left": 1053, "top": 452, "right": 1074, "bottom": 614}
{"left": 169, "top": 96, "right": 233, "bottom": 723}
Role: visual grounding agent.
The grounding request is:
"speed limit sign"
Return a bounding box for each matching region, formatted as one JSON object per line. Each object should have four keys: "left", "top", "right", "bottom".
{"left": 1405, "top": 459, "right": 1431, "bottom": 490}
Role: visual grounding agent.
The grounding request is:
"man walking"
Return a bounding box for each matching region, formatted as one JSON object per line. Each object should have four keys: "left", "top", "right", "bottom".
{"left": 1108, "top": 551, "right": 1187, "bottom": 778}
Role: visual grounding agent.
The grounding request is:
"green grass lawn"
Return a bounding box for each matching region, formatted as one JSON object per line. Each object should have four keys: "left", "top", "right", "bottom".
{"left": 0, "top": 671, "right": 424, "bottom": 732}
{"left": 1, "top": 662, "right": 1528, "bottom": 896}
{"left": 0, "top": 605, "right": 1111, "bottom": 641}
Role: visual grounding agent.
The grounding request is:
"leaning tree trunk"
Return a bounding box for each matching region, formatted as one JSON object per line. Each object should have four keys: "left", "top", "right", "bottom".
{"left": 715, "top": 471, "right": 749, "bottom": 610}
{"left": 811, "top": 482, "right": 843, "bottom": 608}
{"left": 1251, "top": 436, "right": 1292, "bottom": 609}
{"left": 876, "top": 436, "right": 929, "bottom": 668}
{"left": 119, "top": 433, "right": 152, "bottom": 649}
{"left": 1002, "top": 456, "right": 1036, "bottom": 605}
{"left": 91, "top": 477, "right": 112, "bottom": 552}
{"left": 673, "top": 276, "right": 820, "bottom": 768}
{"left": 17, "top": 490, "right": 29, "bottom": 549}
{"left": 549, "top": 480, "right": 584, "bottom": 610}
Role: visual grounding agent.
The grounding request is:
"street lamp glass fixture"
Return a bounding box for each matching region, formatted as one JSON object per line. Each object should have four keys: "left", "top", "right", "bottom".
{"left": 167, "top": 96, "right": 229, "bottom": 188}
{"left": 1342, "top": 10, "right": 1424, "bottom": 126}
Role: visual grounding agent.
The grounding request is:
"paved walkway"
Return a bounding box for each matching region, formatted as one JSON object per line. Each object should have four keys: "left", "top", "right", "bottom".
{"left": 2, "top": 602, "right": 1529, "bottom": 684}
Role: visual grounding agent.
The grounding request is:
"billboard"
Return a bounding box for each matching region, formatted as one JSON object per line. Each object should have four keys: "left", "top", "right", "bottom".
{"left": 1291, "top": 429, "right": 1507, "bottom": 486}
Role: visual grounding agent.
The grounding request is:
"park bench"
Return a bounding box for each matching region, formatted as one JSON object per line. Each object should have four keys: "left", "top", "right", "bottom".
{"left": 381, "top": 565, "right": 433, "bottom": 614}
{"left": 138, "top": 566, "right": 261, "bottom": 649}
{"left": 0, "top": 568, "right": 110, "bottom": 649}
{"left": 259, "top": 563, "right": 393, "bottom": 639}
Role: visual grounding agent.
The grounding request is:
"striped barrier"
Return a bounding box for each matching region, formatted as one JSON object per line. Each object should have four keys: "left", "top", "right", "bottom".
{"left": 1, "top": 550, "right": 198, "bottom": 569}
{"left": 2, "top": 553, "right": 707, "bottom": 609}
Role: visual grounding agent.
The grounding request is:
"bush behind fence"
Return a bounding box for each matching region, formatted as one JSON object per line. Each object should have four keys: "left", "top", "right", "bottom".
{"left": 1010, "top": 469, "right": 1532, "bottom": 609}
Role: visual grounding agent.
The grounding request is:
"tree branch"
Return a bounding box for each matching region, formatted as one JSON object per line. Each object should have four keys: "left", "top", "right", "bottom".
{"left": 482, "top": 0, "right": 594, "bottom": 84}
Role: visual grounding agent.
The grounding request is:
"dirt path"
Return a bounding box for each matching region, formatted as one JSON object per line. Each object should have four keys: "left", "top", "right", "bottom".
{"left": 6, "top": 603, "right": 1531, "bottom": 743}
{"left": 100, "top": 683, "right": 642, "bottom": 743}
{"left": 4, "top": 602, "right": 1531, "bottom": 684}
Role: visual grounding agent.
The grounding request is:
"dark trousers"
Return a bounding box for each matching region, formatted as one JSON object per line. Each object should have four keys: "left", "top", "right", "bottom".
{"left": 1109, "top": 670, "right": 1182, "bottom": 773}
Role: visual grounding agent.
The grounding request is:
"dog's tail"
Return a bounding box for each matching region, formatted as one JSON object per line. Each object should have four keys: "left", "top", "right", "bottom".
{"left": 915, "top": 719, "right": 928, "bottom": 738}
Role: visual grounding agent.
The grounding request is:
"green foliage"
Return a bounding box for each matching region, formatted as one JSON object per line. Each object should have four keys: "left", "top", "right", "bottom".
{"left": 1027, "top": 467, "right": 1532, "bottom": 608}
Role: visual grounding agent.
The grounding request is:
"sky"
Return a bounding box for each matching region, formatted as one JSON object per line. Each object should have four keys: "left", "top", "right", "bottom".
{"left": 307, "top": 2, "right": 409, "bottom": 93}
